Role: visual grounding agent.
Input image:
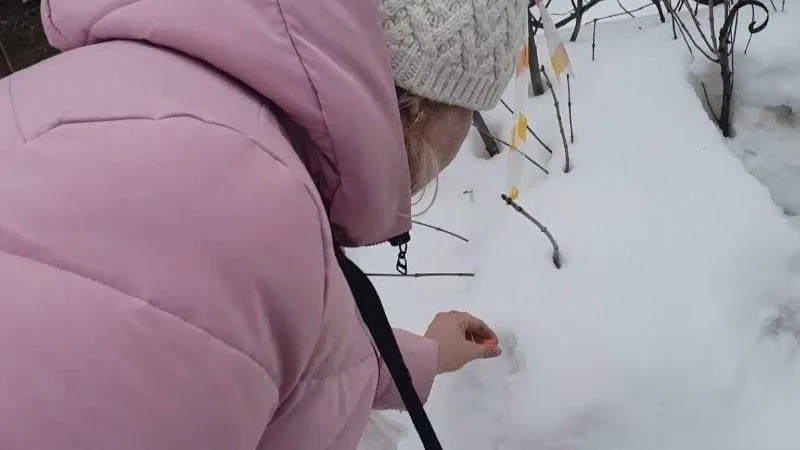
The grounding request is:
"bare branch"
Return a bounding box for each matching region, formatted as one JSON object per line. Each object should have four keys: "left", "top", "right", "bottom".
{"left": 701, "top": 82, "right": 720, "bottom": 122}
{"left": 715, "top": 0, "right": 770, "bottom": 137}
{"left": 585, "top": 2, "right": 654, "bottom": 23}
{"left": 500, "top": 98, "right": 554, "bottom": 155}
{"left": 530, "top": 0, "right": 605, "bottom": 30}
{"left": 570, "top": 0, "right": 585, "bottom": 41}
{"left": 567, "top": 74, "right": 574, "bottom": 144}
{"left": 653, "top": 0, "right": 667, "bottom": 22}
{"left": 767, "top": 0, "right": 777, "bottom": 11}
{"left": 743, "top": 5, "right": 755, "bottom": 53}
{"left": 617, "top": 0, "right": 638, "bottom": 18}
{"left": 540, "top": 66, "right": 571, "bottom": 173}
{"left": 366, "top": 272, "right": 475, "bottom": 278}
{"left": 472, "top": 111, "right": 500, "bottom": 157}
{"left": 719, "top": 0, "right": 769, "bottom": 38}
{"left": 501, "top": 194, "right": 563, "bottom": 269}
{"left": 471, "top": 124, "right": 550, "bottom": 175}
{"left": 670, "top": 8, "right": 720, "bottom": 60}
{"left": 411, "top": 220, "right": 469, "bottom": 243}
{"left": 709, "top": 1, "right": 719, "bottom": 49}
{"left": 670, "top": 4, "right": 697, "bottom": 55}
{"left": 528, "top": 11, "right": 546, "bottom": 96}
{"left": 684, "top": 2, "right": 719, "bottom": 52}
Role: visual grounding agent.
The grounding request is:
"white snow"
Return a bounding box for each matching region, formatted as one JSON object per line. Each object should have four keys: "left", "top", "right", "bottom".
{"left": 355, "top": 4, "right": 800, "bottom": 450}
{"left": 719, "top": 8, "right": 800, "bottom": 230}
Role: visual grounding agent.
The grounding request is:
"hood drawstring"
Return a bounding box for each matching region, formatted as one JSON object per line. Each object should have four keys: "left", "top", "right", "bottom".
{"left": 389, "top": 232, "right": 411, "bottom": 275}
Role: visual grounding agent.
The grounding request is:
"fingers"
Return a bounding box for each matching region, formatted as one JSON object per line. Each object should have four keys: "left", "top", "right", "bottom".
{"left": 427, "top": 310, "right": 504, "bottom": 372}
{"left": 452, "top": 311, "right": 502, "bottom": 360}
{"left": 483, "top": 343, "right": 502, "bottom": 358}
{"left": 467, "top": 341, "right": 502, "bottom": 361}
{"left": 458, "top": 312, "right": 498, "bottom": 341}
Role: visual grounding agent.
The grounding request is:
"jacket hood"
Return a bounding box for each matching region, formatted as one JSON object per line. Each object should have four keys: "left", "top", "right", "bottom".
{"left": 42, "top": 0, "right": 411, "bottom": 247}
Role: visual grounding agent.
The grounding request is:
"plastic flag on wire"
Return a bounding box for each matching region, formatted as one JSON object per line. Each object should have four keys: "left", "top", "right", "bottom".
{"left": 500, "top": 8, "right": 568, "bottom": 270}
{"left": 534, "top": 0, "right": 574, "bottom": 79}
{"left": 507, "top": 3, "right": 574, "bottom": 201}
{"left": 505, "top": 29, "right": 529, "bottom": 201}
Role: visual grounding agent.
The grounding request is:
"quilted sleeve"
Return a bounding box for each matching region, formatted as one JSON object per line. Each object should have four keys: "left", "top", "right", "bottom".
{"left": 373, "top": 329, "right": 439, "bottom": 410}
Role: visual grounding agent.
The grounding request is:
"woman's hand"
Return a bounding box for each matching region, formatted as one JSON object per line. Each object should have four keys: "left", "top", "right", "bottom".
{"left": 424, "top": 311, "right": 502, "bottom": 374}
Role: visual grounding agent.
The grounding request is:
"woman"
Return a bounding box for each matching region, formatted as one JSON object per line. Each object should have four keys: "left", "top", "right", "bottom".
{"left": 0, "top": 0, "right": 526, "bottom": 448}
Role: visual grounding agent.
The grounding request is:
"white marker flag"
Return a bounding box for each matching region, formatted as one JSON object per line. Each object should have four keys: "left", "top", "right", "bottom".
{"left": 506, "top": 26, "right": 530, "bottom": 201}
{"left": 535, "top": 0, "right": 573, "bottom": 79}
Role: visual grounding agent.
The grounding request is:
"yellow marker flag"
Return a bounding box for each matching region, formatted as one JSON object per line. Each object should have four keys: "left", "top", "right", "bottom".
{"left": 515, "top": 114, "right": 528, "bottom": 143}
{"left": 506, "top": 36, "right": 529, "bottom": 201}
{"left": 535, "top": 0, "right": 573, "bottom": 79}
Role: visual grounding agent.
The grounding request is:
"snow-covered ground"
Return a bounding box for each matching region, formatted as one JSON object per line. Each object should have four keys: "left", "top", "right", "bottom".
{"left": 719, "top": 8, "right": 800, "bottom": 230}
{"left": 355, "top": 4, "right": 800, "bottom": 450}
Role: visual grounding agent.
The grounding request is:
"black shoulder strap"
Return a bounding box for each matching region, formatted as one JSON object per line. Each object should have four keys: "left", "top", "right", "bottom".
{"left": 334, "top": 246, "right": 444, "bottom": 450}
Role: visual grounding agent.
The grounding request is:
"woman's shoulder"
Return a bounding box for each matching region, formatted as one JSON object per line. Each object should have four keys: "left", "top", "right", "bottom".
{"left": 0, "top": 38, "right": 340, "bottom": 383}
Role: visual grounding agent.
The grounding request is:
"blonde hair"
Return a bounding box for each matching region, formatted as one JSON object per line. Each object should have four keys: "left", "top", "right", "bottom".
{"left": 396, "top": 87, "right": 443, "bottom": 197}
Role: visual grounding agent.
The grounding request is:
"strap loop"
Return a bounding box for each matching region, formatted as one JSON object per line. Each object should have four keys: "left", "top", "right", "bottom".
{"left": 395, "top": 242, "right": 408, "bottom": 275}
{"left": 389, "top": 232, "right": 411, "bottom": 276}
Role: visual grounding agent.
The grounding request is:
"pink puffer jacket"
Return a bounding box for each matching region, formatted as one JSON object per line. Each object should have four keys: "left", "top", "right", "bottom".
{"left": 0, "top": 1, "right": 438, "bottom": 449}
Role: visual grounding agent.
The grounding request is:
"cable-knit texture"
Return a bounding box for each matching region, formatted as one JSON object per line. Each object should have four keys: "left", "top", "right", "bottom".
{"left": 380, "top": 0, "right": 528, "bottom": 110}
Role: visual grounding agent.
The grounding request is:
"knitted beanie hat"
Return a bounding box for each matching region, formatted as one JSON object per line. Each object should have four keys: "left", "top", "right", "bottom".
{"left": 379, "top": 0, "right": 529, "bottom": 111}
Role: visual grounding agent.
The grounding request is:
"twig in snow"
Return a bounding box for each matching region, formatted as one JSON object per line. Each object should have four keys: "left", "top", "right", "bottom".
{"left": 700, "top": 82, "right": 720, "bottom": 122}
{"left": 670, "top": 1, "right": 720, "bottom": 61}
{"left": 411, "top": 220, "right": 469, "bottom": 243}
{"left": 472, "top": 111, "right": 500, "bottom": 157}
{"left": 672, "top": 7, "right": 696, "bottom": 56}
{"left": 592, "top": 19, "right": 598, "bottom": 60}
{"left": 567, "top": 74, "right": 574, "bottom": 144}
{"left": 709, "top": 0, "right": 719, "bottom": 51}
{"left": 744, "top": 25, "right": 755, "bottom": 54}
{"left": 521, "top": 155, "right": 549, "bottom": 175}
{"left": 584, "top": 2, "right": 654, "bottom": 23}
{"left": 499, "top": 98, "right": 554, "bottom": 155}
{"left": 530, "top": 0, "right": 605, "bottom": 30}
{"left": 669, "top": 0, "right": 678, "bottom": 39}
{"left": 529, "top": 12, "right": 546, "bottom": 96}
{"left": 540, "top": 66, "right": 571, "bottom": 173}
{"left": 570, "top": 0, "right": 585, "bottom": 41}
{"left": 653, "top": 0, "right": 667, "bottom": 22}
{"left": 472, "top": 126, "right": 550, "bottom": 175}
{"left": 782, "top": 0, "right": 785, "bottom": 12}
{"left": 744, "top": 3, "right": 755, "bottom": 53}
{"left": 366, "top": 272, "right": 475, "bottom": 278}
{"left": 665, "top": 0, "right": 695, "bottom": 54}
{"left": 716, "top": 0, "right": 770, "bottom": 137}
{"left": 687, "top": 2, "right": 718, "bottom": 52}
{"left": 617, "top": 0, "right": 638, "bottom": 18}
{"left": 501, "top": 194, "right": 562, "bottom": 269}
